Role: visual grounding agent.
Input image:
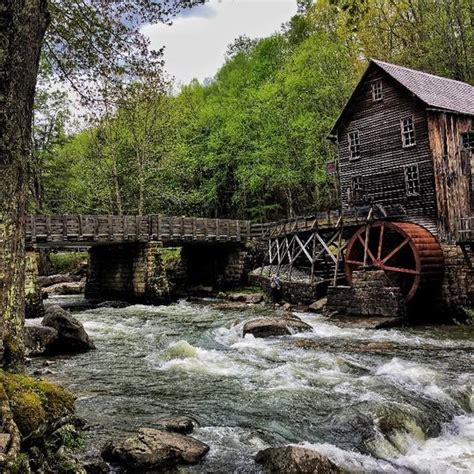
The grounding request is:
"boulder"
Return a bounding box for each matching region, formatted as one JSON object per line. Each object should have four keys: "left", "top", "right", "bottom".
{"left": 227, "top": 292, "right": 264, "bottom": 304}
{"left": 156, "top": 416, "right": 197, "bottom": 435}
{"left": 255, "top": 446, "right": 342, "bottom": 473}
{"left": 308, "top": 297, "right": 327, "bottom": 313}
{"left": 243, "top": 317, "right": 312, "bottom": 338}
{"left": 24, "top": 325, "right": 58, "bottom": 356}
{"left": 101, "top": 428, "right": 209, "bottom": 470}
{"left": 42, "top": 305, "right": 95, "bottom": 353}
{"left": 42, "top": 280, "right": 85, "bottom": 296}
{"left": 38, "top": 274, "right": 74, "bottom": 288}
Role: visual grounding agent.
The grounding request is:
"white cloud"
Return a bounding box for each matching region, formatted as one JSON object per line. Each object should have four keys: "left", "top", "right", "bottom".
{"left": 142, "top": 0, "right": 297, "bottom": 86}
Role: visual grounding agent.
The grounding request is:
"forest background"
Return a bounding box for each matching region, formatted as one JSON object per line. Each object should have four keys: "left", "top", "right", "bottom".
{"left": 31, "top": 0, "right": 473, "bottom": 222}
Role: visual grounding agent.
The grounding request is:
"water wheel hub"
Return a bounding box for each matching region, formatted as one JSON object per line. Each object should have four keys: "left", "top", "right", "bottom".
{"left": 345, "top": 221, "right": 444, "bottom": 301}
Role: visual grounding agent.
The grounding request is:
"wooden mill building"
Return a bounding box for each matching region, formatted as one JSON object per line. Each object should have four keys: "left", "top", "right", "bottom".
{"left": 329, "top": 59, "right": 474, "bottom": 241}
{"left": 328, "top": 60, "right": 474, "bottom": 313}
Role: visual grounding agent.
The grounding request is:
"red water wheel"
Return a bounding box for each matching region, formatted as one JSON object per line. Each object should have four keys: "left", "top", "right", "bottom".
{"left": 345, "top": 221, "right": 444, "bottom": 301}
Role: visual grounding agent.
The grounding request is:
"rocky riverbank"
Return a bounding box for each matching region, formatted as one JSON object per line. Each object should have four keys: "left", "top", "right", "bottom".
{"left": 0, "top": 371, "right": 83, "bottom": 473}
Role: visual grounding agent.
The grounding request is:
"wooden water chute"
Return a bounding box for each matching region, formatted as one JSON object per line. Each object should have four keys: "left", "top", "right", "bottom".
{"left": 344, "top": 221, "right": 444, "bottom": 301}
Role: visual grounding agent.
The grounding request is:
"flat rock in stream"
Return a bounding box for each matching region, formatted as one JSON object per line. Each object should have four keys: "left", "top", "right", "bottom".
{"left": 42, "top": 280, "right": 85, "bottom": 296}
{"left": 156, "top": 416, "right": 197, "bottom": 434}
{"left": 101, "top": 428, "right": 209, "bottom": 470}
{"left": 227, "top": 292, "right": 264, "bottom": 304}
{"left": 255, "top": 446, "right": 342, "bottom": 473}
{"left": 243, "top": 317, "right": 312, "bottom": 338}
{"left": 38, "top": 274, "right": 74, "bottom": 288}
{"left": 330, "top": 315, "right": 404, "bottom": 329}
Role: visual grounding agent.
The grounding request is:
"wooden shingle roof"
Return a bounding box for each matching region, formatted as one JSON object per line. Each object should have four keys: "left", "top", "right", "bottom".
{"left": 329, "top": 60, "right": 474, "bottom": 138}
{"left": 373, "top": 59, "right": 474, "bottom": 116}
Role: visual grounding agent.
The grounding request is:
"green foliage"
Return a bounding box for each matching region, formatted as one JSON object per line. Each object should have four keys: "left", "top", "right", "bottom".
{"left": 44, "top": 12, "right": 355, "bottom": 220}
{"left": 48, "top": 252, "right": 87, "bottom": 275}
{"left": 39, "top": 1, "right": 472, "bottom": 220}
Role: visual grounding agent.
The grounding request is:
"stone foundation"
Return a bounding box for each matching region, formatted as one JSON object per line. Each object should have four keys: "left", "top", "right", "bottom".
{"left": 25, "top": 250, "right": 44, "bottom": 319}
{"left": 438, "top": 244, "right": 473, "bottom": 316}
{"left": 327, "top": 270, "right": 406, "bottom": 318}
{"left": 249, "top": 274, "right": 331, "bottom": 305}
{"left": 85, "top": 242, "right": 250, "bottom": 303}
{"left": 85, "top": 243, "right": 176, "bottom": 303}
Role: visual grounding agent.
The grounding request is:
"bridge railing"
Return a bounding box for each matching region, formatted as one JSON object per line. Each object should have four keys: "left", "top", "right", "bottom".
{"left": 26, "top": 215, "right": 253, "bottom": 244}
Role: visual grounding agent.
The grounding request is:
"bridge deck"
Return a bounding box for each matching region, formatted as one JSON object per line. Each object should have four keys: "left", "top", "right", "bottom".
{"left": 26, "top": 210, "right": 376, "bottom": 248}
{"left": 26, "top": 215, "right": 253, "bottom": 247}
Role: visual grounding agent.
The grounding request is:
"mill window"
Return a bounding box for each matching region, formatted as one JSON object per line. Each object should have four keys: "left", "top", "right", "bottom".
{"left": 371, "top": 80, "right": 383, "bottom": 102}
{"left": 404, "top": 164, "right": 420, "bottom": 196}
{"left": 348, "top": 131, "right": 361, "bottom": 160}
{"left": 461, "top": 131, "right": 474, "bottom": 150}
{"left": 352, "top": 176, "right": 363, "bottom": 191}
{"left": 401, "top": 117, "right": 416, "bottom": 147}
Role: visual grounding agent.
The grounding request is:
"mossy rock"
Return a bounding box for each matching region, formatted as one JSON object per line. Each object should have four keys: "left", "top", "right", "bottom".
{"left": 0, "top": 371, "right": 75, "bottom": 438}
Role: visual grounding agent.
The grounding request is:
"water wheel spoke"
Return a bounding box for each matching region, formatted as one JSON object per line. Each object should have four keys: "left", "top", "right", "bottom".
{"left": 346, "top": 259, "right": 364, "bottom": 266}
{"left": 382, "top": 237, "right": 410, "bottom": 264}
{"left": 377, "top": 223, "right": 384, "bottom": 260}
{"left": 357, "top": 233, "right": 376, "bottom": 263}
{"left": 382, "top": 264, "right": 419, "bottom": 275}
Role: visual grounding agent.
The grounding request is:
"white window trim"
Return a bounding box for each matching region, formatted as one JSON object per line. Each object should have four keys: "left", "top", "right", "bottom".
{"left": 348, "top": 130, "right": 361, "bottom": 161}
{"left": 401, "top": 116, "right": 416, "bottom": 148}
{"left": 404, "top": 163, "right": 420, "bottom": 197}
{"left": 371, "top": 80, "right": 383, "bottom": 102}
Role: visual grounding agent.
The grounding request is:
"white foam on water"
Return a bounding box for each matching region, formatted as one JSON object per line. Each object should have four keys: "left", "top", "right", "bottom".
{"left": 297, "top": 313, "right": 473, "bottom": 349}
{"left": 299, "top": 415, "right": 474, "bottom": 473}
{"left": 297, "top": 441, "right": 397, "bottom": 472}
{"left": 394, "top": 415, "right": 474, "bottom": 472}
{"left": 376, "top": 357, "right": 439, "bottom": 386}
{"left": 197, "top": 425, "right": 270, "bottom": 467}
{"left": 145, "top": 339, "right": 250, "bottom": 377}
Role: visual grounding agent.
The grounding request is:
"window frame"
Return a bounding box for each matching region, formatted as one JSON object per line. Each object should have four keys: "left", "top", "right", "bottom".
{"left": 401, "top": 116, "right": 416, "bottom": 148}
{"left": 348, "top": 130, "right": 361, "bottom": 160}
{"left": 351, "top": 175, "right": 363, "bottom": 191}
{"left": 371, "top": 80, "right": 383, "bottom": 102}
{"left": 461, "top": 131, "right": 474, "bottom": 151}
{"left": 404, "top": 163, "right": 421, "bottom": 197}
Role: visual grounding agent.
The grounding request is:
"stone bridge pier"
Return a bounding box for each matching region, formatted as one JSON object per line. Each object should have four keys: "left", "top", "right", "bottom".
{"left": 85, "top": 242, "right": 252, "bottom": 303}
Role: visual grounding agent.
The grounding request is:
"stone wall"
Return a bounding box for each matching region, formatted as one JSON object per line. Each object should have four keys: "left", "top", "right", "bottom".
{"left": 25, "top": 250, "right": 44, "bottom": 319}
{"left": 437, "top": 244, "right": 473, "bottom": 316}
{"left": 249, "top": 274, "right": 331, "bottom": 305}
{"left": 85, "top": 243, "right": 175, "bottom": 303}
{"left": 86, "top": 242, "right": 250, "bottom": 303}
{"left": 327, "top": 270, "right": 406, "bottom": 318}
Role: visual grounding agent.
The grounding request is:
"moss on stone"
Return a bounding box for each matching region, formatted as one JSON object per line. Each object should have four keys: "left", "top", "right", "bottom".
{"left": 0, "top": 371, "right": 75, "bottom": 437}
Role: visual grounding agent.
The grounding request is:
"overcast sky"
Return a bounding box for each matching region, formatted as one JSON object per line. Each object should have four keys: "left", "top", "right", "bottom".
{"left": 142, "top": 0, "right": 298, "bottom": 86}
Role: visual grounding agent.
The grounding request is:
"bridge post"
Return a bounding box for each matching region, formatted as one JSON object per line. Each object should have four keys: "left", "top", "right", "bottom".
{"left": 85, "top": 242, "right": 185, "bottom": 303}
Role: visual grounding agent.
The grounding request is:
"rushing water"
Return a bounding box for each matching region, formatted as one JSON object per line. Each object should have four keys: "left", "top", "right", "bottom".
{"left": 32, "top": 296, "right": 474, "bottom": 472}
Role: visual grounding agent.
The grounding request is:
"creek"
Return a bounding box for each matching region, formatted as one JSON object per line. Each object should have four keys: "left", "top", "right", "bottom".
{"left": 32, "top": 296, "right": 474, "bottom": 472}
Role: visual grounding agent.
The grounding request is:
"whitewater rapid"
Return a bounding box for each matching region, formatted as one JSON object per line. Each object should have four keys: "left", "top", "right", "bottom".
{"left": 33, "top": 297, "right": 474, "bottom": 472}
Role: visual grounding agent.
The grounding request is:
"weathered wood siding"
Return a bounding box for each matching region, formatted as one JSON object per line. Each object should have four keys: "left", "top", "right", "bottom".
{"left": 336, "top": 66, "right": 438, "bottom": 233}
{"left": 428, "top": 112, "right": 473, "bottom": 242}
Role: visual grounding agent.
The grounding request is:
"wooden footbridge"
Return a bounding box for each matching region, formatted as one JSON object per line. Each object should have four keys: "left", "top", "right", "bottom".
{"left": 26, "top": 214, "right": 254, "bottom": 247}
{"left": 25, "top": 208, "right": 460, "bottom": 303}
{"left": 25, "top": 208, "right": 383, "bottom": 247}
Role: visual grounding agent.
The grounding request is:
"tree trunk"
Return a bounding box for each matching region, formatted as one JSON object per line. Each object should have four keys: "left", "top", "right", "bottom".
{"left": 0, "top": 0, "right": 49, "bottom": 370}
